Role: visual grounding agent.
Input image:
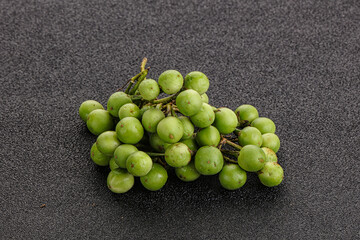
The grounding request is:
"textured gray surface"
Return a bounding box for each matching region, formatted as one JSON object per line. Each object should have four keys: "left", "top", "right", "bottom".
{"left": 1, "top": 0, "right": 360, "bottom": 239}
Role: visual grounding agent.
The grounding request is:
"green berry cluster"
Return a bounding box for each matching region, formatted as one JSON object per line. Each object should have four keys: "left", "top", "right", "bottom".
{"left": 79, "top": 58, "right": 284, "bottom": 193}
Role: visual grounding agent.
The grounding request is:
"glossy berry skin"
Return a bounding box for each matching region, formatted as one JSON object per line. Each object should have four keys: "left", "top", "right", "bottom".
{"left": 194, "top": 146, "right": 224, "bottom": 175}
{"left": 238, "top": 145, "right": 266, "bottom": 172}
{"left": 157, "top": 117, "right": 184, "bottom": 143}
{"left": 201, "top": 93, "right": 209, "bottom": 103}
{"left": 158, "top": 70, "right": 183, "bottom": 94}
{"left": 258, "top": 162, "right": 284, "bottom": 187}
{"left": 106, "top": 92, "right": 132, "bottom": 117}
{"left": 126, "top": 151, "right": 153, "bottom": 177}
{"left": 251, "top": 117, "right": 276, "bottom": 134}
{"left": 238, "top": 126, "right": 263, "bottom": 147}
{"left": 109, "top": 157, "right": 119, "bottom": 170}
{"left": 190, "top": 103, "right": 215, "bottom": 128}
{"left": 175, "top": 161, "right": 201, "bottom": 182}
{"left": 90, "top": 143, "right": 110, "bottom": 166}
{"left": 261, "top": 133, "right": 280, "bottom": 153}
{"left": 96, "top": 131, "right": 121, "bottom": 156}
{"left": 138, "top": 79, "right": 160, "bottom": 101}
{"left": 118, "top": 103, "right": 141, "bottom": 120}
{"left": 149, "top": 133, "right": 171, "bottom": 152}
{"left": 113, "top": 144, "right": 138, "bottom": 168}
{"left": 196, "top": 126, "right": 220, "bottom": 147}
{"left": 176, "top": 89, "right": 202, "bottom": 116}
{"left": 261, "top": 147, "right": 278, "bottom": 162}
{"left": 107, "top": 169, "right": 134, "bottom": 193}
{"left": 179, "top": 116, "right": 194, "bottom": 140}
{"left": 235, "top": 104, "right": 259, "bottom": 123}
{"left": 213, "top": 108, "right": 238, "bottom": 134}
{"left": 180, "top": 138, "right": 198, "bottom": 154}
{"left": 219, "top": 164, "right": 247, "bottom": 190}
{"left": 140, "top": 163, "right": 168, "bottom": 191}
{"left": 79, "top": 100, "right": 104, "bottom": 122}
{"left": 141, "top": 108, "right": 165, "bottom": 133}
{"left": 164, "top": 143, "right": 192, "bottom": 167}
{"left": 184, "top": 71, "right": 209, "bottom": 94}
{"left": 86, "top": 109, "right": 114, "bottom": 136}
{"left": 116, "top": 117, "right": 144, "bottom": 144}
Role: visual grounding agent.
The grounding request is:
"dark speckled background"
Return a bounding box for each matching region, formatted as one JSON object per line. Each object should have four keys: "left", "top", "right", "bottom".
{"left": 1, "top": 0, "right": 359, "bottom": 239}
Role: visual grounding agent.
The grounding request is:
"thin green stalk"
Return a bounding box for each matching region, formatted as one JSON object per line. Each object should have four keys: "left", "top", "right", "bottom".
{"left": 221, "top": 149, "right": 239, "bottom": 157}
{"left": 223, "top": 155, "right": 238, "bottom": 164}
{"left": 129, "top": 68, "right": 149, "bottom": 95}
{"left": 125, "top": 71, "right": 144, "bottom": 94}
{"left": 224, "top": 139, "right": 242, "bottom": 150}
{"left": 146, "top": 152, "right": 165, "bottom": 157}
{"left": 152, "top": 93, "right": 178, "bottom": 104}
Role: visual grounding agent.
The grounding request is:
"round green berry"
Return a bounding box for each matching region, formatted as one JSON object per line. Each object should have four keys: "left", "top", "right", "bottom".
{"left": 176, "top": 89, "right": 202, "bottom": 116}
{"left": 107, "top": 169, "right": 134, "bottom": 193}
{"left": 138, "top": 79, "right": 160, "bottom": 100}
{"left": 116, "top": 117, "right": 144, "bottom": 144}
{"left": 175, "top": 161, "right": 201, "bottom": 182}
{"left": 219, "top": 164, "right": 247, "bottom": 190}
{"left": 261, "top": 147, "right": 278, "bottom": 163}
{"left": 118, "top": 103, "right": 141, "bottom": 120}
{"left": 238, "top": 145, "right": 266, "bottom": 172}
{"left": 184, "top": 71, "right": 209, "bottom": 94}
{"left": 157, "top": 117, "right": 184, "bottom": 143}
{"left": 141, "top": 108, "right": 165, "bottom": 133}
{"left": 180, "top": 138, "right": 198, "bottom": 154}
{"left": 235, "top": 104, "right": 259, "bottom": 123}
{"left": 86, "top": 109, "right": 114, "bottom": 136}
{"left": 126, "top": 151, "right": 153, "bottom": 177}
{"left": 251, "top": 117, "right": 276, "bottom": 134}
{"left": 79, "top": 100, "right": 104, "bottom": 122}
{"left": 165, "top": 143, "right": 192, "bottom": 168}
{"left": 190, "top": 103, "right": 215, "bottom": 128}
{"left": 140, "top": 163, "right": 168, "bottom": 191}
{"left": 149, "top": 133, "right": 172, "bottom": 153}
{"left": 158, "top": 70, "right": 183, "bottom": 94}
{"left": 201, "top": 93, "right": 209, "bottom": 103}
{"left": 179, "top": 116, "right": 194, "bottom": 140}
{"left": 90, "top": 142, "right": 110, "bottom": 166}
{"left": 196, "top": 126, "right": 220, "bottom": 147}
{"left": 194, "top": 146, "right": 224, "bottom": 175}
{"left": 109, "top": 157, "right": 119, "bottom": 170}
{"left": 238, "top": 126, "right": 263, "bottom": 147}
{"left": 213, "top": 108, "right": 238, "bottom": 134}
{"left": 113, "top": 144, "right": 138, "bottom": 168}
{"left": 258, "top": 162, "right": 284, "bottom": 187}
{"left": 261, "top": 133, "right": 280, "bottom": 153}
{"left": 106, "top": 92, "right": 132, "bottom": 117}
{"left": 96, "top": 131, "right": 121, "bottom": 156}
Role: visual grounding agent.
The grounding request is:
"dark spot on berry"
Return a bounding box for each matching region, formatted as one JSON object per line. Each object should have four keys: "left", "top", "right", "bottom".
{"left": 115, "top": 155, "right": 117, "bottom": 159}
{"left": 110, "top": 107, "right": 113, "bottom": 110}
{"left": 209, "top": 118, "right": 212, "bottom": 121}
{"left": 91, "top": 152, "right": 94, "bottom": 157}
{"left": 121, "top": 124, "right": 124, "bottom": 127}
{"left": 148, "top": 125, "right": 151, "bottom": 129}
{"left": 130, "top": 110, "right": 133, "bottom": 113}
{"left": 238, "top": 181, "right": 242, "bottom": 184}
{"left": 259, "top": 158, "right": 264, "bottom": 163}
{"left": 169, "top": 134, "right": 174, "bottom": 139}
{"left": 187, "top": 101, "right": 190, "bottom": 104}
{"left": 150, "top": 87, "right": 153, "bottom": 90}
{"left": 145, "top": 179, "right": 148, "bottom": 182}
{"left": 214, "top": 163, "right": 217, "bottom": 167}
{"left": 131, "top": 164, "right": 134, "bottom": 168}
{"left": 177, "top": 75, "right": 180, "bottom": 77}
{"left": 207, "top": 161, "right": 210, "bottom": 164}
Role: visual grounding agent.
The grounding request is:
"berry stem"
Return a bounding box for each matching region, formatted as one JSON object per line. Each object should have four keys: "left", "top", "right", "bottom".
{"left": 223, "top": 155, "right": 237, "bottom": 164}
{"left": 146, "top": 152, "right": 165, "bottom": 157}
{"left": 152, "top": 93, "right": 178, "bottom": 104}
{"left": 224, "top": 138, "right": 242, "bottom": 150}
{"left": 140, "top": 57, "right": 147, "bottom": 72}
{"left": 125, "top": 71, "right": 144, "bottom": 94}
{"left": 129, "top": 67, "right": 149, "bottom": 95}
{"left": 233, "top": 128, "right": 241, "bottom": 136}
{"left": 220, "top": 149, "right": 239, "bottom": 157}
